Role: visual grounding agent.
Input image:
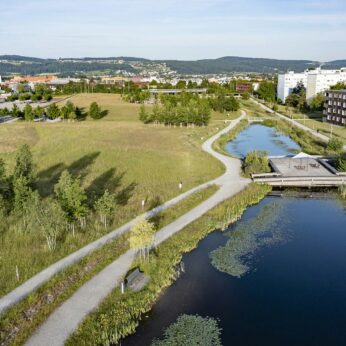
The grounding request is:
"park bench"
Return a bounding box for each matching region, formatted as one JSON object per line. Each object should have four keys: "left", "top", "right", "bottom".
{"left": 125, "top": 268, "right": 150, "bottom": 292}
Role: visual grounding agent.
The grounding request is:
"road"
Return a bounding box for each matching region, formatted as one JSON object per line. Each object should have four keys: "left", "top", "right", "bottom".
{"left": 24, "top": 112, "right": 250, "bottom": 346}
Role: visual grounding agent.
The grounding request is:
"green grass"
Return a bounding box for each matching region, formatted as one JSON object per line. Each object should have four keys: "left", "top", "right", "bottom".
{"left": 0, "top": 93, "right": 236, "bottom": 297}
{"left": 0, "top": 185, "right": 218, "bottom": 346}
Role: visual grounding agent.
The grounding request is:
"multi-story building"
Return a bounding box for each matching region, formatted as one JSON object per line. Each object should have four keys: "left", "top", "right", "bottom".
{"left": 277, "top": 68, "right": 346, "bottom": 103}
{"left": 277, "top": 71, "right": 307, "bottom": 102}
{"left": 323, "top": 89, "right": 346, "bottom": 125}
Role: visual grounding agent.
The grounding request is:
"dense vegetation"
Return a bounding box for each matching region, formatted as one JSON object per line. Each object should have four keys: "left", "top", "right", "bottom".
{"left": 0, "top": 56, "right": 135, "bottom": 75}
{"left": 0, "top": 186, "right": 218, "bottom": 346}
{"left": 0, "top": 100, "right": 105, "bottom": 121}
{"left": 152, "top": 314, "right": 222, "bottom": 346}
{"left": 66, "top": 183, "right": 271, "bottom": 345}
{"left": 242, "top": 150, "right": 271, "bottom": 177}
{"left": 139, "top": 93, "right": 211, "bottom": 126}
{"left": 2, "top": 55, "right": 345, "bottom": 75}
{"left": 157, "top": 56, "right": 321, "bottom": 74}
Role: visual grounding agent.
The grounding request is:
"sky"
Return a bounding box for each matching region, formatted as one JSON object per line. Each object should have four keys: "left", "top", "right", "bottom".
{"left": 1, "top": 0, "right": 345, "bottom": 61}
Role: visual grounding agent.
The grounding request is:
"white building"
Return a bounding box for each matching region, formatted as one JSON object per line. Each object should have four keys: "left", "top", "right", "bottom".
{"left": 277, "top": 68, "right": 346, "bottom": 103}
{"left": 306, "top": 68, "right": 346, "bottom": 101}
{"left": 277, "top": 71, "right": 307, "bottom": 102}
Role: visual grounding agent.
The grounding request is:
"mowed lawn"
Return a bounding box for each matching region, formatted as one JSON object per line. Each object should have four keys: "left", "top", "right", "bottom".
{"left": 0, "top": 94, "right": 232, "bottom": 295}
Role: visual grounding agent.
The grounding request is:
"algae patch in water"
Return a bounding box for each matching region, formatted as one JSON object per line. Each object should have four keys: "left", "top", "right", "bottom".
{"left": 210, "top": 201, "right": 289, "bottom": 278}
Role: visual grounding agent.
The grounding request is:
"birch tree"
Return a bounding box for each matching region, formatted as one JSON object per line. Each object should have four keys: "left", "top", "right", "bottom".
{"left": 129, "top": 218, "right": 156, "bottom": 261}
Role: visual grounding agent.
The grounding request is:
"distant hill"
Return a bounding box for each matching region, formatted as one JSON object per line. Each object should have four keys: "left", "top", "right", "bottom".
{"left": 157, "top": 56, "right": 321, "bottom": 74}
{"left": 0, "top": 55, "right": 345, "bottom": 75}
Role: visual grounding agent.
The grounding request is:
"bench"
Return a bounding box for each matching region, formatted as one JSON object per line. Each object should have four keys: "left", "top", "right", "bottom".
{"left": 125, "top": 268, "right": 150, "bottom": 292}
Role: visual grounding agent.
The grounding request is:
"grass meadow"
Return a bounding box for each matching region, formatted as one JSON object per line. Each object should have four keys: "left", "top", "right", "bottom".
{"left": 0, "top": 94, "right": 234, "bottom": 296}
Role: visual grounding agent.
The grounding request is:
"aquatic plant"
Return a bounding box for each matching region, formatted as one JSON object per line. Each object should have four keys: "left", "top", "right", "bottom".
{"left": 151, "top": 314, "right": 222, "bottom": 346}
{"left": 210, "top": 200, "right": 289, "bottom": 278}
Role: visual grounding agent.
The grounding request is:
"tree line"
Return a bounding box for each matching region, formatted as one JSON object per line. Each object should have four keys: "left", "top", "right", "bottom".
{"left": 0, "top": 145, "right": 117, "bottom": 251}
{"left": 0, "top": 101, "right": 105, "bottom": 121}
{"left": 138, "top": 91, "right": 239, "bottom": 126}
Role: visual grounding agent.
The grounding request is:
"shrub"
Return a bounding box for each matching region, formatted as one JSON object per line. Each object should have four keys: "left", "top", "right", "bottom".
{"left": 243, "top": 150, "right": 270, "bottom": 176}
{"left": 327, "top": 138, "right": 344, "bottom": 153}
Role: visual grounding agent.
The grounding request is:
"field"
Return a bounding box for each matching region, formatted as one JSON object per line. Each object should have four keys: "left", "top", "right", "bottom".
{"left": 0, "top": 93, "right": 233, "bottom": 296}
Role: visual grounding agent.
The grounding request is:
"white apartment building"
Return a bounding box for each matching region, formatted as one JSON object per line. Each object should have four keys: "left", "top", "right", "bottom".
{"left": 277, "top": 71, "right": 307, "bottom": 102}
{"left": 277, "top": 68, "right": 346, "bottom": 103}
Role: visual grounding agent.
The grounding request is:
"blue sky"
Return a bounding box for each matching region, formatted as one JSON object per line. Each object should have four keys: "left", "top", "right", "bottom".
{"left": 1, "top": 0, "right": 345, "bottom": 60}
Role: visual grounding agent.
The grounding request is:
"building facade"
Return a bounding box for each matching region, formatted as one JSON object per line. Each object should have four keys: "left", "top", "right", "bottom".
{"left": 323, "top": 89, "right": 346, "bottom": 125}
{"left": 277, "top": 71, "right": 307, "bottom": 102}
{"left": 277, "top": 68, "right": 346, "bottom": 103}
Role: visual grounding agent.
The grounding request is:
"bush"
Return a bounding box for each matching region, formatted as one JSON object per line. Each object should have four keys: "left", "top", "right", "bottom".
{"left": 327, "top": 138, "right": 344, "bottom": 153}
{"left": 336, "top": 153, "right": 346, "bottom": 171}
{"left": 243, "top": 150, "right": 270, "bottom": 177}
{"left": 89, "top": 102, "right": 102, "bottom": 119}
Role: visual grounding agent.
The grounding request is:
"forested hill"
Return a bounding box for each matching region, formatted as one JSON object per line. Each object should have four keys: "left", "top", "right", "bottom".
{"left": 0, "top": 55, "right": 345, "bottom": 75}
{"left": 158, "top": 56, "right": 321, "bottom": 74}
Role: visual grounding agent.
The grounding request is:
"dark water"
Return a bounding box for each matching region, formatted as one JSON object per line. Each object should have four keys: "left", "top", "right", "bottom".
{"left": 123, "top": 197, "right": 346, "bottom": 346}
{"left": 225, "top": 124, "right": 300, "bottom": 158}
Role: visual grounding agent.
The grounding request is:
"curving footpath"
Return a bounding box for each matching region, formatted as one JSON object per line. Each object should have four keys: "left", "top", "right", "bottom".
{"left": 20, "top": 111, "right": 250, "bottom": 346}
{"left": 251, "top": 97, "right": 346, "bottom": 151}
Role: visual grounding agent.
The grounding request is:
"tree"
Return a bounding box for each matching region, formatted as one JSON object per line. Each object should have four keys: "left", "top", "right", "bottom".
{"left": 12, "top": 175, "right": 39, "bottom": 229}
{"left": 24, "top": 104, "right": 34, "bottom": 121}
{"left": 89, "top": 102, "right": 102, "bottom": 119}
{"left": 47, "top": 103, "right": 60, "bottom": 119}
{"left": 309, "top": 92, "right": 325, "bottom": 111}
{"left": 256, "top": 81, "right": 276, "bottom": 102}
{"left": 176, "top": 80, "right": 187, "bottom": 89}
{"left": 11, "top": 104, "right": 22, "bottom": 117}
{"left": 35, "top": 198, "right": 66, "bottom": 251}
{"left": 94, "top": 190, "right": 115, "bottom": 228}
{"left": 327, "top": 138, "right": 343, "bottom": 153}
{"left": 54, "top": 170, "right": 88, "bottom": 235}
{"left": 331, "top": 81, "right": 346, "bottom": 90}
{"left": 43, "top": 93, "right": 53, "bottom": 101}
{"left": 13, "top": 144, "right": 35, "bottom": 186}
{"left": 139, "top": 104, "right": 149, "bottom": 123}
{"left": 243, "top": 150, "right": 270, "bottom": 177}
{"left": 129, "top": 218, "right": 156, "bottom": 261}
{"left": 60, "top": 105, "right": 69, "bottom": 121}
{"left": 223, "top": 96, "right": 239, "bottom": 112}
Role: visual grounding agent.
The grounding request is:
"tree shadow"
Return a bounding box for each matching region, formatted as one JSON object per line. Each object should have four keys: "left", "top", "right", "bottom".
{"left": 146, "top": 195, "right": 163, "bottom": 228}
{"left": 67, "top": 152, "right": 100, "bottom": 180}
{"left": 115, "top": 182, "right": 137, "bottom": 206}
{"left": 36, "top": 152, "right": 100, "bottom": 197}
{"left": 86, "top": 168, "right": 125, "bottom": 204}
{"left": 100, "top": 109, "right": 109, "bottom": 119}
{"left": 37, "top": 162, "right": 66, "bottom": 197}
{"left": 76, "top": 107, "right": 88, "bottom": 121}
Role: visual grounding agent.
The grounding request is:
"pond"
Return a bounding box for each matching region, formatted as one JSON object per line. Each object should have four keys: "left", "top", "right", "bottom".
{"left": 225, "top": 123, "right": 300, "bottom": 157}
{"left": 123, "top": 196, "right": 346, "bottom": 346}
{"left": 122, "top": 124, "right": 346, "bottom": 346}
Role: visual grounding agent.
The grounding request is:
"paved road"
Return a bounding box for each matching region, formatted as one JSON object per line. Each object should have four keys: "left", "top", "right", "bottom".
{"left": 251, "top": 98, "right": 346, "bottom": 151}
{"left": 25, "top": 112, "right": 250, "bottom": 346}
